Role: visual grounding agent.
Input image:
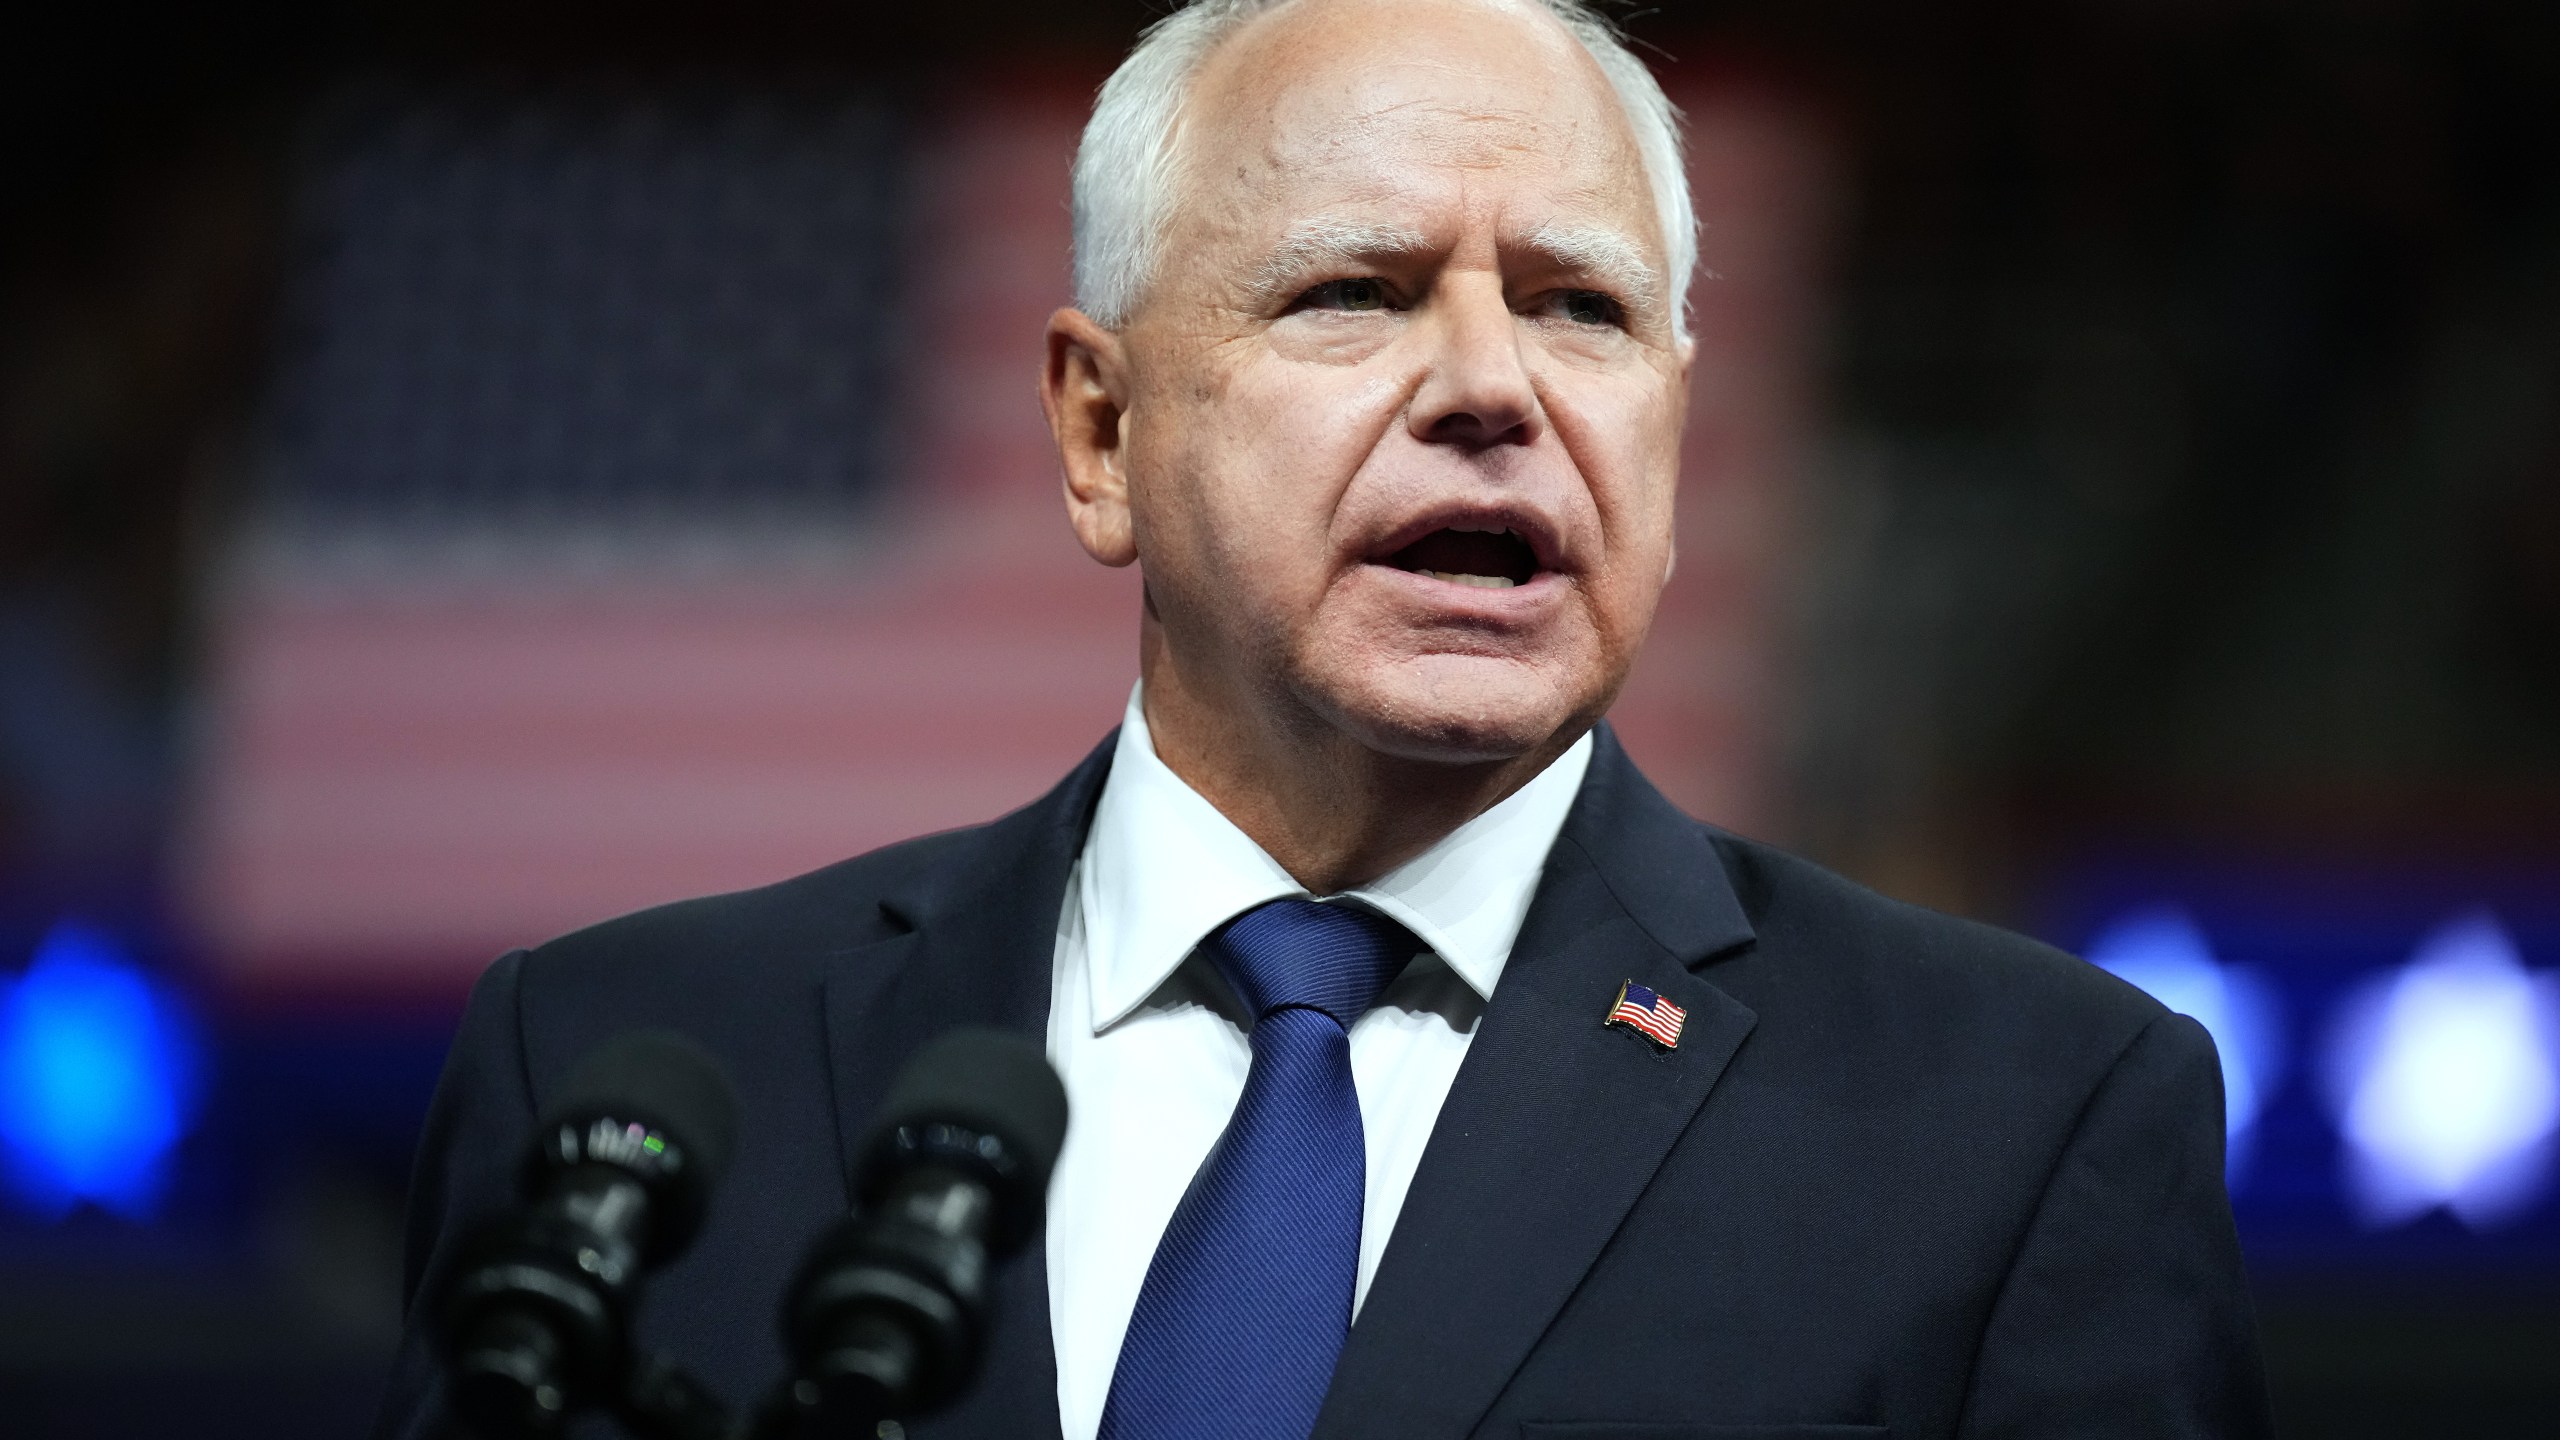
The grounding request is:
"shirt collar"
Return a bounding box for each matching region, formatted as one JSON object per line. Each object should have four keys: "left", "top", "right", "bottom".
{"left": 1079, "top": 684, "right": 1592, "bottom": 1032}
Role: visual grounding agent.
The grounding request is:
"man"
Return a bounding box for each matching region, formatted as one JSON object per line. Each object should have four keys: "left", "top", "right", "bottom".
{"left": 381, "top": 0, "right": 2272, "bottom": 1436}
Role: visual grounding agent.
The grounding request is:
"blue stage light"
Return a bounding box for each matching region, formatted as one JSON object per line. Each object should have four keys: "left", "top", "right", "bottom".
{"left": 0, "top": 921, "right": 200, "bottom": 1220}
{"left": 2323, "top": 912, "right": 2560, "bottom": 1231}
{"left": 2086, "top": 906, "right": 2287, "bottom": 1182}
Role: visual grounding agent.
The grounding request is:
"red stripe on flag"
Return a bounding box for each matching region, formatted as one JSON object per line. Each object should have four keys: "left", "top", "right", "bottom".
{"left": 1609, "top": 998, "right": 1685, "bottom": 1047}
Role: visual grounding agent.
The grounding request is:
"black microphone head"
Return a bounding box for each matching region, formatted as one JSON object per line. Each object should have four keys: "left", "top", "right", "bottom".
{"left": 858, "top": 1027, "right": 1068, "bottom": 1246}
{"left": 528, "top": 1029, "right": 742, "bottom": 1252}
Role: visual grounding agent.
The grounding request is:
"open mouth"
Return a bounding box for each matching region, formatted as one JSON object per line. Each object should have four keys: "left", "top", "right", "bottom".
{"left": 1386, "top": 524, "right": 1542, "bottom": 590}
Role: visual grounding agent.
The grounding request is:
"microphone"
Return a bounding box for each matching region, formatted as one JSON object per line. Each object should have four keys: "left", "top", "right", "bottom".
{"left": 770, "top": 1027, "right": 1068, "bottom": 1434}
{"left": 436, "top": 1030, "right": 741, "bottom": 1438}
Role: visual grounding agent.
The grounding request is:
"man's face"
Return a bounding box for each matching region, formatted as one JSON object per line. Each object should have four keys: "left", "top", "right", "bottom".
{"left": 1096, "top": 0, "right": 1689, "bottom": 764}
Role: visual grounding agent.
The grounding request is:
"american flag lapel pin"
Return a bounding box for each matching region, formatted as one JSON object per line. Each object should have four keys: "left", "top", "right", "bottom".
{"left": 1604, "top": 979, "right": 1687, "bottom": 1051}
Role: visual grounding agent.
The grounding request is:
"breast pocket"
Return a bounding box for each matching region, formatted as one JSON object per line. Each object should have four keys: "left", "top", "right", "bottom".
{"left": 1519, "top": 1426, "right": 1888, "bottom": 1439}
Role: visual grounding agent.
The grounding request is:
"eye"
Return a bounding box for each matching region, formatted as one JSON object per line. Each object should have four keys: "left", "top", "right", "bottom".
{"left": 1297, "top": 277, "right": 1394, "bottom": 312}
{"left": 1554, "top": 290, "right": 1625, "bottom": 327}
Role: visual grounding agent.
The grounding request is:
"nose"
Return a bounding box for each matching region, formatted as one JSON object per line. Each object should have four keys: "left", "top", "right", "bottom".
{"left": 1406, "top": 273, "right": 1541, "bottom": 448}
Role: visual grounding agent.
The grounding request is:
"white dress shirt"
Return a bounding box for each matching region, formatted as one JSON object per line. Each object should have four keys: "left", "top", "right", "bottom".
{"left": 1044, "top": 685, "right": 1592, "bottom": 1440}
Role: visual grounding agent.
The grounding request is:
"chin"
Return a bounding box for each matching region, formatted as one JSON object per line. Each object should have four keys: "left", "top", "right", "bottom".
{"left": 1298, "top": 651, "right": 1602, "bottom": 766}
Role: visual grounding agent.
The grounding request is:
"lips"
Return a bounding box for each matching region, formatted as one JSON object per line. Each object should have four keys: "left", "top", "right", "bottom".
{"left": 1387, "top": 524, "right": 1541, "bottom": 588}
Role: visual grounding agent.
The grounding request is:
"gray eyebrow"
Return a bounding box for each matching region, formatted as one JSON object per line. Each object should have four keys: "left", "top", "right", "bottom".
{"left": 1523, "top": 221, "right": 1666, "bottom": 327}
{"left": 1242, "top": 219, "right": 1436, "bottom": 309}
{"left": 1240, "top": 216, "right": 1668, "bottom": 327}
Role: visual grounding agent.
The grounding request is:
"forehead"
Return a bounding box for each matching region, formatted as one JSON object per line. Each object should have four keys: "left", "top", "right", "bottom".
{"left": 1179, "top": 0, "right": 1655, "bottom": 239}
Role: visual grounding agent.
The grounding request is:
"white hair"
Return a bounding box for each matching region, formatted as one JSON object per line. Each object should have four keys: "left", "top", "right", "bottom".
{"left": 1069, "top": 0, "right": 1696, "bottom": 337}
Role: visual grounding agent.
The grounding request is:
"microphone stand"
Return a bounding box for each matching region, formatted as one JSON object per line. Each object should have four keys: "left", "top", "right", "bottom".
{"left": 440, "top": 1030, "right": 1059, "bottom": 1440}
{"left": 604, "top": 1356, "right": 894, "bottom": 1440}
{"left": 615, "top": 1354, "right": 747, "bottom": 1440}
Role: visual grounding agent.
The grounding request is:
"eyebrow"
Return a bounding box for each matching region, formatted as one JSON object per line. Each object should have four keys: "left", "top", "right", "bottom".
{"left": 1242, "top": 218, "right": 1436, "bottom": 309}
{"left": 1523, "top": 220, "right": 1666, "bottom": 327}
{"left": 1239, "top": 215, "right": 1667, "bottom": 326}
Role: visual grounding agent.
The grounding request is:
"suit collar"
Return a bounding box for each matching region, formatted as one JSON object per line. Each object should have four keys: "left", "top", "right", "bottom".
{"left": 858, "top": 719, "right": 1729, "bottom": 998}
{"left": 870, "top": 729, "right": 1118, "bottom": 957}
{"left": 1557, "top": 722, "right": 1757, "bottom": 967}
{"left": 1079, "top": 689, "right": 1599, "bottom": 1029}
{"left": 819, "top": 731, "right": 1115, "bottom": 1440}
{"left": 818, "top": 722, "right": 1760, "bottom": 1440}
{"left": 1316, "top": 723, "right": 1762, "bottom": 1440}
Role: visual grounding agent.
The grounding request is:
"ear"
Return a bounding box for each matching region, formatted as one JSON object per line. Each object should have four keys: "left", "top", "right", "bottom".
{"left": 1042, "top": 307, "right": 1139, "bottom": 568}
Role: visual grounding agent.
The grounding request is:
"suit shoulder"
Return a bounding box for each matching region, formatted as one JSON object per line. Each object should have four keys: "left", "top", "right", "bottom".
{"left": 474, "top": 823, "right": 1021, "bottom": 1092}
{"left": 511, "top": 822, "right": 992, "bottom": 991}
{"left": 1703, "top": 827, "right": 2167, "bottom": 1038}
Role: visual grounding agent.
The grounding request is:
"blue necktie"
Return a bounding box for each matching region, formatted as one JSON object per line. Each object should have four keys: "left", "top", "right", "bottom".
{"left": 1098, "top": 897, "right": 1419, "bottom": 1440}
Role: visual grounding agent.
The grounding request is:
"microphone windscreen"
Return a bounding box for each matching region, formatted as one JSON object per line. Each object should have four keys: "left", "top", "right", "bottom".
{"left": 865, "top": 1027, "right": 1069, "bottom": 1204}
{"left": 544, "top": 1029, "right": 743, "bottom": 1186}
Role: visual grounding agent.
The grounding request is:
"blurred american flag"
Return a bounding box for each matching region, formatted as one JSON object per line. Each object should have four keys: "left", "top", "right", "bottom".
{"left": 179, "top": 70, "right": 1831, "bottom": 998}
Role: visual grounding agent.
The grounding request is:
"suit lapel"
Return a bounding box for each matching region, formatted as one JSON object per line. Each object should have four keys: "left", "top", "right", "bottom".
{"left": 1315, "top": 727, "right": 1759, "bottom": 1440}
{"left": 818, "top": 732, "right": 1116, "bottom": 1440}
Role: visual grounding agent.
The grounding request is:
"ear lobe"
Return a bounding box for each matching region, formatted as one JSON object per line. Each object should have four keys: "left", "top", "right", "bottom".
{"left": 1042, "top": 307, "right": 1139, "bottom": 568}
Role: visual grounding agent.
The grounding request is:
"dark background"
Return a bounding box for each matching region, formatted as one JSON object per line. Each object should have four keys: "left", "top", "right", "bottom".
{"left": 4, "top": 1, "right": 2557, "bottom": 1435}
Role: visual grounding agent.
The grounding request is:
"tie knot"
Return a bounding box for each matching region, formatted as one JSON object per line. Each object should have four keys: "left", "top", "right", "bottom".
{"left": 1206, "top": 898, "right": 1419, "bottom": 1027}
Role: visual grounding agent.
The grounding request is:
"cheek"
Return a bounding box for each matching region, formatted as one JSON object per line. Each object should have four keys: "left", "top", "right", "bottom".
{"left": 1556, "top": 372, "right": 1684, "bottom": 618}
{"left": 1128, "top": 359, "right": 1394, "bottom": 616}
{"left": 1214, "top": 364, "right": 1404, "bottom": 555}
{"left": 1126, "top": 356, "right": 1250, "bottom": 553}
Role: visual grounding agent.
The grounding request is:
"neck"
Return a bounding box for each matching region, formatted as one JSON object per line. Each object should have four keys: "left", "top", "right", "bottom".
{"left": 1136, "top": 626, "right": 1579, "bottom": 895}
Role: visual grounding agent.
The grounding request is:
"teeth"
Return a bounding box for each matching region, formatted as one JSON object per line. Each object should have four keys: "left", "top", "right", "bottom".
{"left": 1421, "top": 571, "right": 1519, "bottom": 589}
{"left": 1447, "top": 523, "right": 1515, "bottom": 536}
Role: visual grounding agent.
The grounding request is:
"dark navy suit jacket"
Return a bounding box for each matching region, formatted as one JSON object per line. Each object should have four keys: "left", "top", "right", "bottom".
{"left": 379, "top": 727, "right": 2273, "bottom": 1439}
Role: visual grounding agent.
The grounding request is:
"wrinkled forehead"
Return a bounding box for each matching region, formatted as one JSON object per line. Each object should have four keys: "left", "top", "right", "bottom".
{"left": 1175, "top": 0, "right": 1658, "bottom": 250}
